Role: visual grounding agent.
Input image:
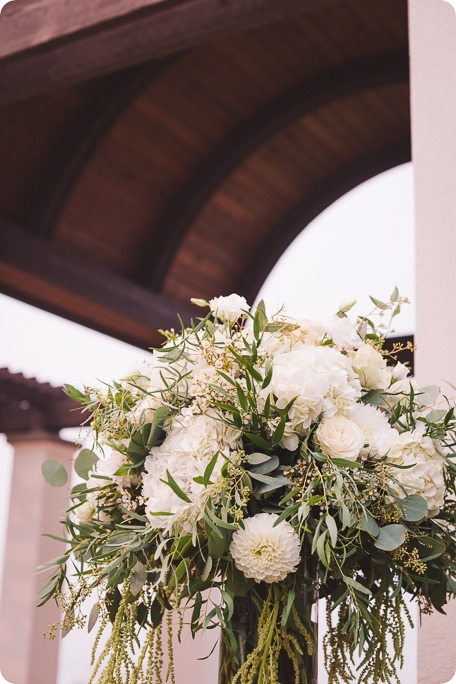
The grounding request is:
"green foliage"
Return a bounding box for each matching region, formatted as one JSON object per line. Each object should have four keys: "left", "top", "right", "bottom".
{"left": 75, "top": 449, "right": 98, "bottom": 480}
{"left": 38, "top": 292, "right": 456, "bottom": 684}
{"left": 41, "top": 459, "right": 69, "bottom": 487}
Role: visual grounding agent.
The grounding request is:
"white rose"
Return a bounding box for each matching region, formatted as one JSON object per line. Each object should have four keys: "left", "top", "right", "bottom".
{"left": 316, "top": 414, "right": 364, "bottom": 461}
{"left": 130, "top": 394, "right": 162, "bottom": 427}
{"left": 327, "top": 316, "right": 360, "bottom": 350}
{"left": 75, "top": 500, "right": 95, "bottom": 523}
{"left": 209, "top": 294, "right": 250, "bottom": 322}
{"left": 350, "top": 343, "right": 387, "bottom": 389}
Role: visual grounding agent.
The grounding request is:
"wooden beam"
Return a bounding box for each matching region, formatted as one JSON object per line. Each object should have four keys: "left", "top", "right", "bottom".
{"left": 238, "top": 139, "right": 411, "bottom": 303}
{"left": 0, "top": 221, "right": 197, "bottom": 349}
{"left": 141, "top": 51, "right": 409, "bottom": 290}
{"left": 28, "top": 58, "right": 177, "bottom": 238}
{"left": 0, "top": 0, "right": 340, "bottom": 107}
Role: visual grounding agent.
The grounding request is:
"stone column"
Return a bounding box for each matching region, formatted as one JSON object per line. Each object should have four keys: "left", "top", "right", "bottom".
{"left": 408, "top": 1, "right": 456, "bottom": 682}
{"left": 0, "top": 431, "right": 74, "bottom": 684}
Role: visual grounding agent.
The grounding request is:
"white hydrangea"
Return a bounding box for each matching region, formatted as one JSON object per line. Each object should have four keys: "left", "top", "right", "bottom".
{"left": 386, "top": 427, "right": 446, "bottom": 517}
{"left": 259, "top": 319, "right": 326, "bottom": 357}
{"left": 263, "top": 345, "right": 361, "bottom": 450}
{"left": 142, "top": 413, "right": 241, "bottom": 532}
{"left": 351, "top": 403, "right": 398, "bottom": 459}
{"left": 350, "top": 342, "right": 388, "bottom": 389}
{"left": 316, "top": 414, "right": 365, "bottom": 461}
{"left": 209, "top": 294, "right": 250, "bottom": 322}
{"left": 230, "top": 513, "right": 301, "bottom": 583}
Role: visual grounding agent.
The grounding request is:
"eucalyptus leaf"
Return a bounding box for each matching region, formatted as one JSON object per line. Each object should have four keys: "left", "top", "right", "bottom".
{"left": 396, "top": 494, "right": 428, "bottom": 522}
{"left": 343, "top": 576, "right": 371, "bottom": 595}
{"left": 245, "top": 452, "right": 271, "bottom": 465}
{"left": 249, "top": 455, "right": 279, "bottom": 475}
{"left": 426, "top": 409, "right": 447, "bottom": 423}
{"left": 130, "top": 562, "right": 147, "bottom": 596}
{"left": 374, "top": 524, "right": 406, "bottom": 551}
{"left": 360, "top": 511, "right": 380, "bottom": 538}
{"left": 226, "top": 566, "right": 252, "bottom": 596}
{"left": 326, "top": 514, "right": 338, "bottom": 547}
{"left": 42, "top": 460, "right": 68, "bottom": 487}
{"left": 415, "top": 385, "right": 440, "bottom": 407}
{"left": 250, "top": 472, "right": 289, "bottom": 486}
{"left": 208, "top": 529, "right": 227, "bottom": 559}
{"left": 74, "top": 449, "right": 98, "bottom": 480}
{"left": 361, "top": 389, "right": 387, "bottom": 407}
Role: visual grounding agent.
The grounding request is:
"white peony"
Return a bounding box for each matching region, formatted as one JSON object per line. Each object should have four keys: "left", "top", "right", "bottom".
{"left": 209, "top": 294, "right": 250, "bottom": 322}
{"left": 316, "top": 414, "right": 365, "bottom": 461}
{"left": 230, "top": 513, "right": 301, "bottom": 583}
{"left": 142, "top": 412, "right": 241, "bottom": 531}
{"left": 350, "top": 343, "right": 388, "bottom": 389}
{"left": 327, "top": 316, "right": 360, "bottom": 350}
{"left": 386, "top": 427, "right": 446, "bottom": 517}
{"left": 351, "top": 403, "right": 398, "bottom": 459}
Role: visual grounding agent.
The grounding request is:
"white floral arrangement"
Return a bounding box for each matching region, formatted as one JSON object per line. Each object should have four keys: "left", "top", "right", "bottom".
{"left": 39, "top": 291, "right": 456, "bottom": 684}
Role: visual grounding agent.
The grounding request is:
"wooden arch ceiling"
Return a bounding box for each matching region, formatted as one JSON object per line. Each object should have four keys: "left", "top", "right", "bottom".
{"left": 0, "top": 0, "right": 410, "bottom": 349}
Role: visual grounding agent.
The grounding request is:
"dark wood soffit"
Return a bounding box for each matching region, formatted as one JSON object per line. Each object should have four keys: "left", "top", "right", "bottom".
{"left": 142, "top": 51, "right": 410, "bottom": 290}
{"left": 0, "top": 0, "right": 342, "bottom": 107}
{"left": 0, "top": 221, "right": 198, "bottom": 349}
{"left": 29, "top": 57, "right": 178, "bottom": 239}
{"left": 0, "top": 368, "right": 81, "bottom": 433}
{"left": 239, "top": 138, "right": 412, "bottom": 304}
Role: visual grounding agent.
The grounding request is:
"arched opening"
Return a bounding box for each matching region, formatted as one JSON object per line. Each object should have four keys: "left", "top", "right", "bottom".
{"left": 257, "top": 163, "right": 414, "bottom": 337}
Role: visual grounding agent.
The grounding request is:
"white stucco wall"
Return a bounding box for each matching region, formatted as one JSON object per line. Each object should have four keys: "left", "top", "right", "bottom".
{"left": 409, "top": 1, "right": 456, "bottom": 682}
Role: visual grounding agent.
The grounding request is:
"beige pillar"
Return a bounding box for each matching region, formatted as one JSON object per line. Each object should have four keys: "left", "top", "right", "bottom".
{"left": 409, "top": 1, "right": 456, "bottom": 683}
{"left": 0, "top": 432, "right": 74, "bottom": 684}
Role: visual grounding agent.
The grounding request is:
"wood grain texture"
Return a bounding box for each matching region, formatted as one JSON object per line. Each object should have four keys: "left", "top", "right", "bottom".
{"left": 0, "top": 221, "right": 197, "bottom": 348}
{"left": 0, "top": 0, "right": 341, "bottom": 106}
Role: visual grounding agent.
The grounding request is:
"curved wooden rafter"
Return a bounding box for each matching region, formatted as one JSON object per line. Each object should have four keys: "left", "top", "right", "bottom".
{"left": 238, "top": 138, "right": 412, "bottom": 303}
{"left": 142, "top": 50, "right": 409, "bottom": 290}
{"left": 30, "top": 56, "right": 179, "bottom": 239}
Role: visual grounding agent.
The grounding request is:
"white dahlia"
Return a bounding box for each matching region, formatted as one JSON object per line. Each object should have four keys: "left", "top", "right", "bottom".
{"left": 230, "top": 513, "right": 301, "bottom": 583}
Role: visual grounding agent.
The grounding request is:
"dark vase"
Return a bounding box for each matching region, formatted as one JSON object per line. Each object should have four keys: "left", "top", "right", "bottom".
{"left": 218, "top": 586, "right": 318, "bottom": 684}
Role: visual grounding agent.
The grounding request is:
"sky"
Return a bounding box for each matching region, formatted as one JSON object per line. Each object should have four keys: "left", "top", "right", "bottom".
{"left": 0, "top": 162, "right": 421, "bottom": 684}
